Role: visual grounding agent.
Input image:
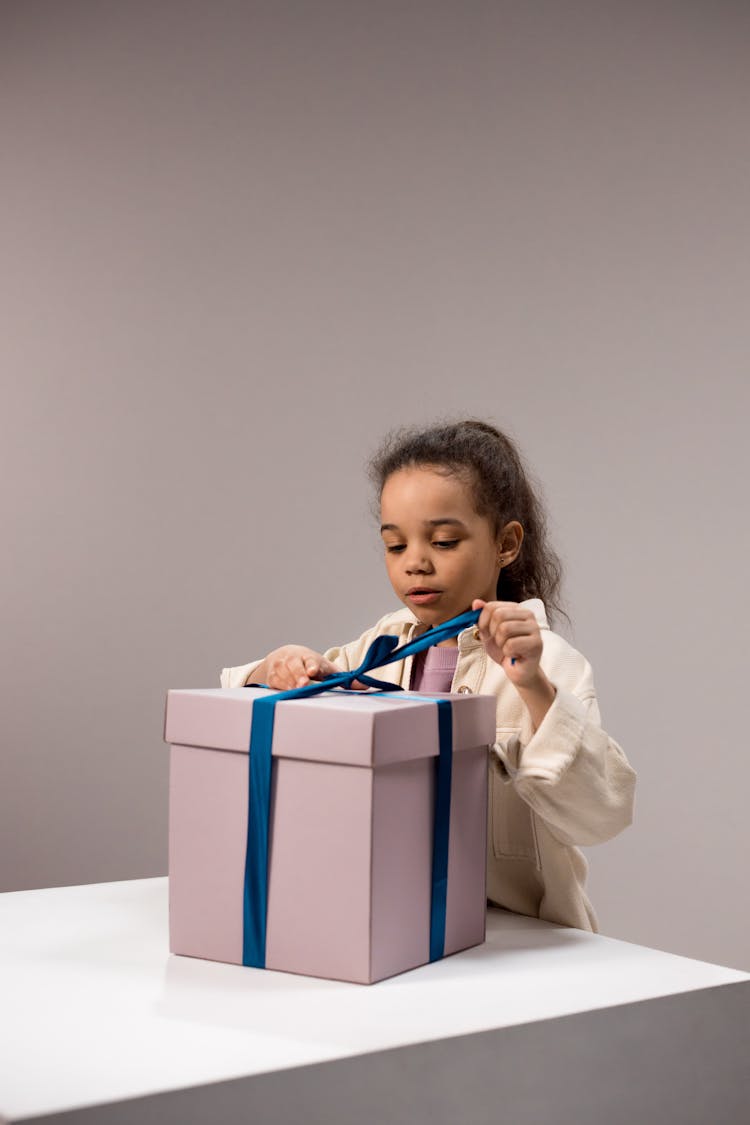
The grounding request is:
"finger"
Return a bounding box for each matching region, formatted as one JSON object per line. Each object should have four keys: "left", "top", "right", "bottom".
{"left": 276, "top": 666, "right": 296, "bottom": 690}
{"left": 490, "top": 618, "right": 535, "bottom": 643}
{"left": 474, "top": 603, "right": 528, "bottom": 621}
{"left": 488, "top": 605, "right": 535, "bottom": 626}
{"left": 287, "top": 656, "right": 310, "bottom": 687}
{"left": 484, "top": 610, "right": 533, "bottom": 643}
{"left": 477, "top": 603, "right": 512, "bottom": 639}
{"left": 270, "top": 660, "right": 301, "bottom": 690}
{"left": 503, "top": 635, "right": 538, "bottom": 662}
{"left": 474, "top": 600, "right": 500, "bottom": 640}
{"left": 305, "top": 657, "right": 338, "bottom": 681}
{"left": 477, "top": 601, "right": 529, "bottom": 632}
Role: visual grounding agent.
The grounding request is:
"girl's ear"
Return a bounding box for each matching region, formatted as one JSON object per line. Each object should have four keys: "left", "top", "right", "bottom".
{"left": 497, "top": 521, "right": 523, "bottom": 566}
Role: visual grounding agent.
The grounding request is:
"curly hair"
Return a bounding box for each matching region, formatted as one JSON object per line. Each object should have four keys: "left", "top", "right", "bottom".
{"left": 366, "top": 418, "right": 568, "bottom": 628}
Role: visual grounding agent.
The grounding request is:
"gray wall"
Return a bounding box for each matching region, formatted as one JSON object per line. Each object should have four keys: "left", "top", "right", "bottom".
{"left": 2, "top": 0, "right": 749, "bottom": 970}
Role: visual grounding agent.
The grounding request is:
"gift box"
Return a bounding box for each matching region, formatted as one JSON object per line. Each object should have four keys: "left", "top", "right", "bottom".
{"left": 164, "top": 686, "right": 496, "bottom": 984}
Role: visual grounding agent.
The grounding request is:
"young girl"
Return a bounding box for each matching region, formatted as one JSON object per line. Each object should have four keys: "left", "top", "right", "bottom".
{"left": 221, "top": 419, "right": 636, "bottom": 933}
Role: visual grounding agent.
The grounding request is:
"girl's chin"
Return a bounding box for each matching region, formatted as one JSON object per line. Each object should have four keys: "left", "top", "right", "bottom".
{"left": 407, "top": 603, "right": 463, "bottom": 625}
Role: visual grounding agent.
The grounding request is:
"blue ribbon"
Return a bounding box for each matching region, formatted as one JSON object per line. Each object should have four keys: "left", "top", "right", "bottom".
{"left": 242, "top": 608, "right": 481, "bottom": 969}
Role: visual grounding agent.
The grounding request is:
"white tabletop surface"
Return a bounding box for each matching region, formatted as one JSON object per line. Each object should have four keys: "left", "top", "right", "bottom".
{"left": 1, "top": 877, "right": 747, "bottom": 1122}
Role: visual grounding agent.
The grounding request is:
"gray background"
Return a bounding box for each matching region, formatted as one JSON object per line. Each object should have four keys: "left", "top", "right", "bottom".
{"left": 2, "top": 0, "right": 748, "bottom": 970}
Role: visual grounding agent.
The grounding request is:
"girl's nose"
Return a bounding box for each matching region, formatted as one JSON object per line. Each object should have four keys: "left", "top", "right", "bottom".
{"left": 405, "top": 551, "right": 434, "bottom": 574}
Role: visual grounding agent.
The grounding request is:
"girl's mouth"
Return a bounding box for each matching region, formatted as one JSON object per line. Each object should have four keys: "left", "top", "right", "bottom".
{"left": 407, "top": 590, "right": 441, "bottom": 605}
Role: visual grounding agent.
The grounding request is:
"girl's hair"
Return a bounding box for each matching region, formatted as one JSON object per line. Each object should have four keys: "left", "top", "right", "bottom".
{"left": 367, "top": 419, "right": 568, "bottom": 628}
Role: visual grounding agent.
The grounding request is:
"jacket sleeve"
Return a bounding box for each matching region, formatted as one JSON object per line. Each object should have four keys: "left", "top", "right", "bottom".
{"left": 492, "top": 656, "right": 636, "bottom": 848}
{"left": 220, "top": 660, "right": 264, "bottom": 688}
{"left": 321, "top": 640, "right": 358, "bottom": 672}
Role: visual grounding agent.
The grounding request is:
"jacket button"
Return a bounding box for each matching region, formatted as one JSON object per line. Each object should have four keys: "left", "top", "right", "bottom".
{"left": 456, "top": 685, "right": 473, "bottom": 694}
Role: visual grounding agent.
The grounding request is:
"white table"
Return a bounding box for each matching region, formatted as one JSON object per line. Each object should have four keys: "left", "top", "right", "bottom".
{"left": 1, "top": 878, "right": 748, "bottom": 1124}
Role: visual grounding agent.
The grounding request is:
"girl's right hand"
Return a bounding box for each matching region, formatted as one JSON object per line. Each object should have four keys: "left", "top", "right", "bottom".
{"left": 251, "top": 646, "right": 345, "bottom": 691}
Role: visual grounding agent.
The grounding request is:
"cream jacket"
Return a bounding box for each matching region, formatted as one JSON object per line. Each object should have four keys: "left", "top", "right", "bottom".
{"left": 220, "top": 600, "right": 636, "bottom": 932}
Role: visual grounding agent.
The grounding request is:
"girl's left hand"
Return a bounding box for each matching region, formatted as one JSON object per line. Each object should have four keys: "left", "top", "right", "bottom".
{"left": 472, "top": 599, "right": 544, "bottom": 687}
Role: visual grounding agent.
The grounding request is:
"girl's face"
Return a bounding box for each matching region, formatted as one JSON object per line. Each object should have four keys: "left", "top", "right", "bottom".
{"left": 380, "top": 465, "right": 508, "bottom": 631}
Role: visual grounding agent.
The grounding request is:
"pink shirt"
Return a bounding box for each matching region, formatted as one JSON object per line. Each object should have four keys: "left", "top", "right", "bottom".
{"left": 409, "top": 645, "right": 458, "bottom": 693}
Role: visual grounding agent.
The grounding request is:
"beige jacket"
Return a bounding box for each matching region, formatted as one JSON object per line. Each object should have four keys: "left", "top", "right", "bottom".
{"left": 220, "top": 600, "right": 636, "bottom": 932}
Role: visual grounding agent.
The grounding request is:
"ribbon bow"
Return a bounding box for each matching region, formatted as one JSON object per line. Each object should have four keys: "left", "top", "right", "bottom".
{"left": 243, "top": 608, "right": 482, "bottom": 969}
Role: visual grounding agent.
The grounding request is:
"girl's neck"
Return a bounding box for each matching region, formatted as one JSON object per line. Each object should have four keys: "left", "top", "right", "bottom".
{"left": 421, "top": 624, "right": 459, "bottom": 648}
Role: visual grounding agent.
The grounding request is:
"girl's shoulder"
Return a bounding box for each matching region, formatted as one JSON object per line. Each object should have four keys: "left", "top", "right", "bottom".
{"left": 351, "top": 606, "right": 421, "bottom": 648}
{"left": 324, "top": 606, "right": 419, "bottom": 668}
{"left": 522, "top": 599, "right": 597, "bottom": 693}
{"left": 520, "top": 598, "right": 550, "bottom": 631}
{"left": 370, "top": 606, "right": 420, "bottom": 634}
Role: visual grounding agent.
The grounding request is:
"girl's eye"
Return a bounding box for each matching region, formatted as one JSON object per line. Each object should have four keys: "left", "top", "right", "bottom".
{"left": 385, "top": 540, "right": 459, "bottom": 553}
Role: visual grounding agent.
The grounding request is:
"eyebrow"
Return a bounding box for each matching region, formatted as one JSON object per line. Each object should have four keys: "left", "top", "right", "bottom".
{"left": 380, "top": 518, "right": 468, "bottom": 533}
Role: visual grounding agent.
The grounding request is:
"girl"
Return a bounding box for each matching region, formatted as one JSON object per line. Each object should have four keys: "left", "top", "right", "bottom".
{"left": 221, "top": 419, "right": 636, "bottom": 932}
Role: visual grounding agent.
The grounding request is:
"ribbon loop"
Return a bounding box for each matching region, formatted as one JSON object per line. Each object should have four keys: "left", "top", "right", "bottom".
{"left": 354, "top": 632, "right": 401, "bottom": 671}
{"left": 338, "top": 608, "right": 480, "bottom": 688}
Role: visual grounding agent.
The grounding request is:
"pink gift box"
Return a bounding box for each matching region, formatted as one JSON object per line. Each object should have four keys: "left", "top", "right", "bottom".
{"left": 163, "top": 687, "right": 495, "bottom": 984}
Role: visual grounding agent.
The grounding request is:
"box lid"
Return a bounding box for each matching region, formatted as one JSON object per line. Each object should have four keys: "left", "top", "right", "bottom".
{"left": 164, "top": 688, "right": 496, "bottom": 768}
